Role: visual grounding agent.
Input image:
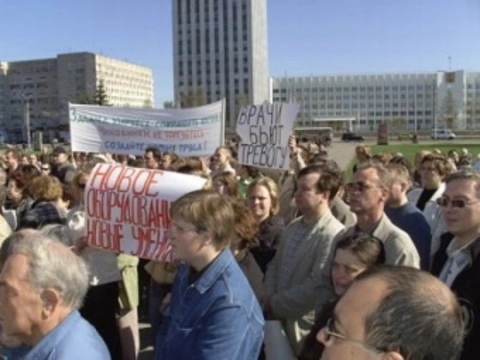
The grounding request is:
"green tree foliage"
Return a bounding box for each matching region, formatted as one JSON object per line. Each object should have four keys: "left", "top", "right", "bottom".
{"left": 442, "top": 89, "right": 457, "bottom": 129}
{"left": 95, "top": 79, "right": 109, "bottom": 106}
{"left": 178, "top": 87, "right": 206, "bottom": 108}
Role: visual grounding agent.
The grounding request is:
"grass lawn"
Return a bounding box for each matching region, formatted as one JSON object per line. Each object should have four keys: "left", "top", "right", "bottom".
{"left": 344, "top": 142, "right": 480, "bottom": 180}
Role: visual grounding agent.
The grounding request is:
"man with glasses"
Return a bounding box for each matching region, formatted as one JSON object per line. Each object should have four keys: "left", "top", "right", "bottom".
{"left": 317, "top": 265, "right": 464, "bottom": 360}
{"left": 315, "top": 163, "right": 419, "bottom": 313}
{"left": 431, "top": 169, "right": 480, "bottom": 360}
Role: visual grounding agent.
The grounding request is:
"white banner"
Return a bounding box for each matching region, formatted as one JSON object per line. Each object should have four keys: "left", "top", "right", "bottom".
{"left": 84, "top": 164, "right": 206, "bottom": 261}
{"left": 69, "top": 101, "right": 224, "bottom": 157}
{"left": 236, "top": 103, "right": 299, "bottom": 170}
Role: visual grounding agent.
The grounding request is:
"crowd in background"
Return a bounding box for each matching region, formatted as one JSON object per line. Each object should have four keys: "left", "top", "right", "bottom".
{"left": 0, "top": 136, "right": 476, "bottom": 360}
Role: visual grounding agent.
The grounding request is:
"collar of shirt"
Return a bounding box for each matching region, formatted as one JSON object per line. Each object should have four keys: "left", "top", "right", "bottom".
{"left": 25, "top": 310, "right": 80, "bottom": 360}
{"left": 447, "top": 235, "right": 480, "bottom": 264}
{"left": 190, "top": 249, "right": 234, "bottom": 294}
{"left": 354, "top": 218, "right": 381, "bottom": 235}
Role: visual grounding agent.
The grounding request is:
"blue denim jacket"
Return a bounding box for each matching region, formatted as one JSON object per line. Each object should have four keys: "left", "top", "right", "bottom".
{"left": 154, "top": 249, "right": 264, "bottom": 360}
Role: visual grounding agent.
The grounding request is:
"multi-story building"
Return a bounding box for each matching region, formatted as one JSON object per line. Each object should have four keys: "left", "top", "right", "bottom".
{"left": 0, "top": 62, "right": 7, "bottom": 142}
{"left": 172, "top": 0, "right": 269, "bottom": 130}
{"left": 0, "top": 52, "right": 154, "bottom": 142}
{"left": 272, "top": 70, "right": 480, "bottom": 131}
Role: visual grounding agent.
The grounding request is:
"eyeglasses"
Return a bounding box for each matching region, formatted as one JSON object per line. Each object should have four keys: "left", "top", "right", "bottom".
{"left": 436, "top": 197, "right": 480, "bottom": 208}
{"left": 170, "top": 222, "right": 199, "bottom": 234}
{"left": 345, "top": 181, "right": 380, "bottom": 193}
{"left": 41, "top": 167, "right": 50, "bottom": 171}
{"left": 323, "top": 318, "right": 384, "bottom": 354}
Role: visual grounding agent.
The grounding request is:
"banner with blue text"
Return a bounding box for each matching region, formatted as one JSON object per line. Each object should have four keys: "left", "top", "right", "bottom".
{"left": 69, "top": 101, "right": 224, "bottom": 156}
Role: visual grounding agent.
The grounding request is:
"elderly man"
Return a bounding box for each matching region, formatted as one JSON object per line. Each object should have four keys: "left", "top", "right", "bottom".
{"left": 317, "top": 265, "right": 464, "bottom": 360}
{"left": 315, "top": 162, "right": 420, "bottom": 313}
{"left": 0, "top": 231, "right": 110, "bottom": 359}
{"left": 431, "top": 169, "right": 480, "bottom": 360}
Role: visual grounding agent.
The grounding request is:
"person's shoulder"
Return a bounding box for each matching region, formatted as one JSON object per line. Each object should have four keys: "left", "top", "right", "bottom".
{"left": 55, "top": 316, "right": 110, "bottom": 359}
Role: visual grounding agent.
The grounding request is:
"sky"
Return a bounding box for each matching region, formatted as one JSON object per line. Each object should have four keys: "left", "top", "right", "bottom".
{"left": 1, "top": 0, "right": 480, "bottom": 107}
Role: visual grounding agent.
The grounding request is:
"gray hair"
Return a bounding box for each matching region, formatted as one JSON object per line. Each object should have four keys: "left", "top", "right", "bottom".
{"left": 1, "top": 231, "right": 89, "bottom": 309}
{"left": 356, "top": 162, "right": 393, "bottom": 190}
{"left": 39, "top": 224, "right": 75, "bottom": 247}
{"left": 445, "top": 168, "right": 480, "bottom": 196}
{"left": 357, "top": 265, "right": 464, "bottom": 360}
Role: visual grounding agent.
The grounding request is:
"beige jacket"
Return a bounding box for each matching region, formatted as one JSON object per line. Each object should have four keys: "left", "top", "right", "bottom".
{"left": 315, "top": 214, "right": 420, "bottom": 313}
{"left": 265, "top": 210, "right": 344, "bottom": 354}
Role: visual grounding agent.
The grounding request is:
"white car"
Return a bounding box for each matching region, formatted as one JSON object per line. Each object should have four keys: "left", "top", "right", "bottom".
{"left": 431, "top": 129, "right": 456, "bottom": 140}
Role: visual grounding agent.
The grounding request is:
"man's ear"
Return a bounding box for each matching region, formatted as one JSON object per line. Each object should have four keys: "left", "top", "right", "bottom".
{"left": 383, "top": 351, "right": 404, "bottom": 360}
{"left": 40, "top": 288, "right": 61, "bottom": 318}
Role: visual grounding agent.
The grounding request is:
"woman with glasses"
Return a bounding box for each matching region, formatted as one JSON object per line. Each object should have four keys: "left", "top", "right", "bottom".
{"left": 154, "top": 190, "right": 264, "bottom": 360}
{"left": 298, "top": 233, "right": 385, "bottom": 360}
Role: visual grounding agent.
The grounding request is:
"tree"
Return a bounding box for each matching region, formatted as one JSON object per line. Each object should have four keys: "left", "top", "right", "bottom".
{"left": 442, "top": 89, "right": 458, "bottom": 129}
{"left": 143, "top": 98, "right": 152, "bottom": 108}
{"left": 234, "top": 93, "right": 250, "bottom": 121}
{"left": 78, "top": 93, "right": 93, "bottom": 104}
{"left": 95, "top": 79, "right": 109, "bottom": 106}
{"left": 163, "top": 101, "right": 174, "bottom": 109}
{"left": 178, "top": 87, "right": 206, "bottom": 108}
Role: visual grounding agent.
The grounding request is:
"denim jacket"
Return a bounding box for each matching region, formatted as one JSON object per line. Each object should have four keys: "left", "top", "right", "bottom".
{"left": 154, "top": 249, "right": 264, "bottom": 360}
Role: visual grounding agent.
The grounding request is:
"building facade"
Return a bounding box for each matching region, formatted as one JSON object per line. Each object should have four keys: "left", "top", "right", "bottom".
{"left": 172, "top": 0, "right": 269, "bottom": 130}
{"left": 0, "top": 52, "right": 153, "bottom": 143}
{"left": 272, "top": 71, "right": 480, "bottom": 131}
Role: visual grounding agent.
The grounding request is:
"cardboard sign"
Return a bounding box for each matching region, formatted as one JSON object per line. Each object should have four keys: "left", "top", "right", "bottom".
{"left": 69, "top": 101, "right": 224, "bottom": 157}
{"left": 84, "top": 164, "right": 206, "bottom": 261}
{"left": 236, "top": 103, "right": 299, "bottom": 170}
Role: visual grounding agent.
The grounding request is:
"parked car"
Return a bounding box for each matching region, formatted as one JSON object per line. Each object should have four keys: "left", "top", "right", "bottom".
{"left": 431, "top": 128, "right": 456, "bottom": 140}
{"left": 341, "top": 132, "right": 364, "bottom": 141}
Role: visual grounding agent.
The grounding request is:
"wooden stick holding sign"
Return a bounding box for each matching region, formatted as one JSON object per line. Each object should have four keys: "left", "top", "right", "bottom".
{"left": 84, "top": 163, "right": 206, "bottom": 261}
{"left": 236, "top": 103, "right": 299, "bottom": 170}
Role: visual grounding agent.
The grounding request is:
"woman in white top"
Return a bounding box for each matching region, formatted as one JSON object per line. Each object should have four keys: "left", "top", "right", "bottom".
{"left": 407, "top": 154, "right": 454, "bottom": 257}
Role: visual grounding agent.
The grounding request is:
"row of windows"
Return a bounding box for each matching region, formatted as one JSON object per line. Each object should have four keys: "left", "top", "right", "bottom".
{"left": 274, "top": 85, "right": 434, "bottom": 93}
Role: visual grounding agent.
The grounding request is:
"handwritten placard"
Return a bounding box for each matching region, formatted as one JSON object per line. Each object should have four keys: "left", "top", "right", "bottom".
{"left": 236, "top": 103, "right": 299, "bottom": 170}
{"left": 84, "top": 164, "right": 206, "bottom": 261}
{"left": 69, "top": 101, "right": 224, "bottom": 157}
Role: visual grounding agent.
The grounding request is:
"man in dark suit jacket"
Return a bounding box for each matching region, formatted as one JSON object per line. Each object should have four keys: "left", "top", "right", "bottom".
{"left": 431, "top": 169, "right": 480, "bottom": 360}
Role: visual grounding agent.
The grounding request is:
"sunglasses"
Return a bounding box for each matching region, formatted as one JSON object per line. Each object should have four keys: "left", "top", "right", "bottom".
{"left": 41, "top": 167, "right": 50, "bottom": 171}
{"left": 345, "top": 181, "right": 380, "bottom": 193}
{"left": 77, "top": 183, "right": 86, "bottom": 189}
{"left": 436, "top": 197, "right": 480, "bottom": 208}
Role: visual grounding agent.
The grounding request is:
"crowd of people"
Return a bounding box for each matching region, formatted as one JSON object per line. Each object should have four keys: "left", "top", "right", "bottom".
{"left": 0, "top": 137, "right": 477, "bottom": 360}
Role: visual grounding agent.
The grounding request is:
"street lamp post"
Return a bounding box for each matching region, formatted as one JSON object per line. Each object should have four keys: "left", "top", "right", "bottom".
{"left": 22, "top": 93, "right": 33, "bottom": 149}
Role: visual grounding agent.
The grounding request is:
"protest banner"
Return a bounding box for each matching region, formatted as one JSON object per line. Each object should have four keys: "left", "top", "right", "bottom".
{"left": 236, "top": 103, "right": 299, "bottom": 170}
{"left": 69, "top": 101, "right": 224, "bottom": 157}
{"left": 84, "top": 163, "right": 206, "bottom": 261}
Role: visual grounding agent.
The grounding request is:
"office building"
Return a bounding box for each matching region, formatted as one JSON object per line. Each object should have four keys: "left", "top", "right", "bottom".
{"left": 0, "top": 52, "right": 154, "bottom": 142}
{"left": 172, "top": 0, "right": 269, "bottom": 130}
{"left": 272, "top": 70, "right": 480, "bottom": 131}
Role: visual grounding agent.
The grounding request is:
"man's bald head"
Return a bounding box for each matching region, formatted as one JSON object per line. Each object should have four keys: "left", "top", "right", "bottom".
{"left": 356, "top": 265, "right": 464, "bottom": 360}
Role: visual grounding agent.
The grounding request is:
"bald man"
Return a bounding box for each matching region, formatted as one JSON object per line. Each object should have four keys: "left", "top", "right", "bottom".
{"left": 317, "top": 265, "right": 464, "bottom": 360}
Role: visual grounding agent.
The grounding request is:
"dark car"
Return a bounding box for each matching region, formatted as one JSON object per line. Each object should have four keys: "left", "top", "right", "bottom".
{"left": 341, "top": 132, "right": 364, "bottom": 141}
